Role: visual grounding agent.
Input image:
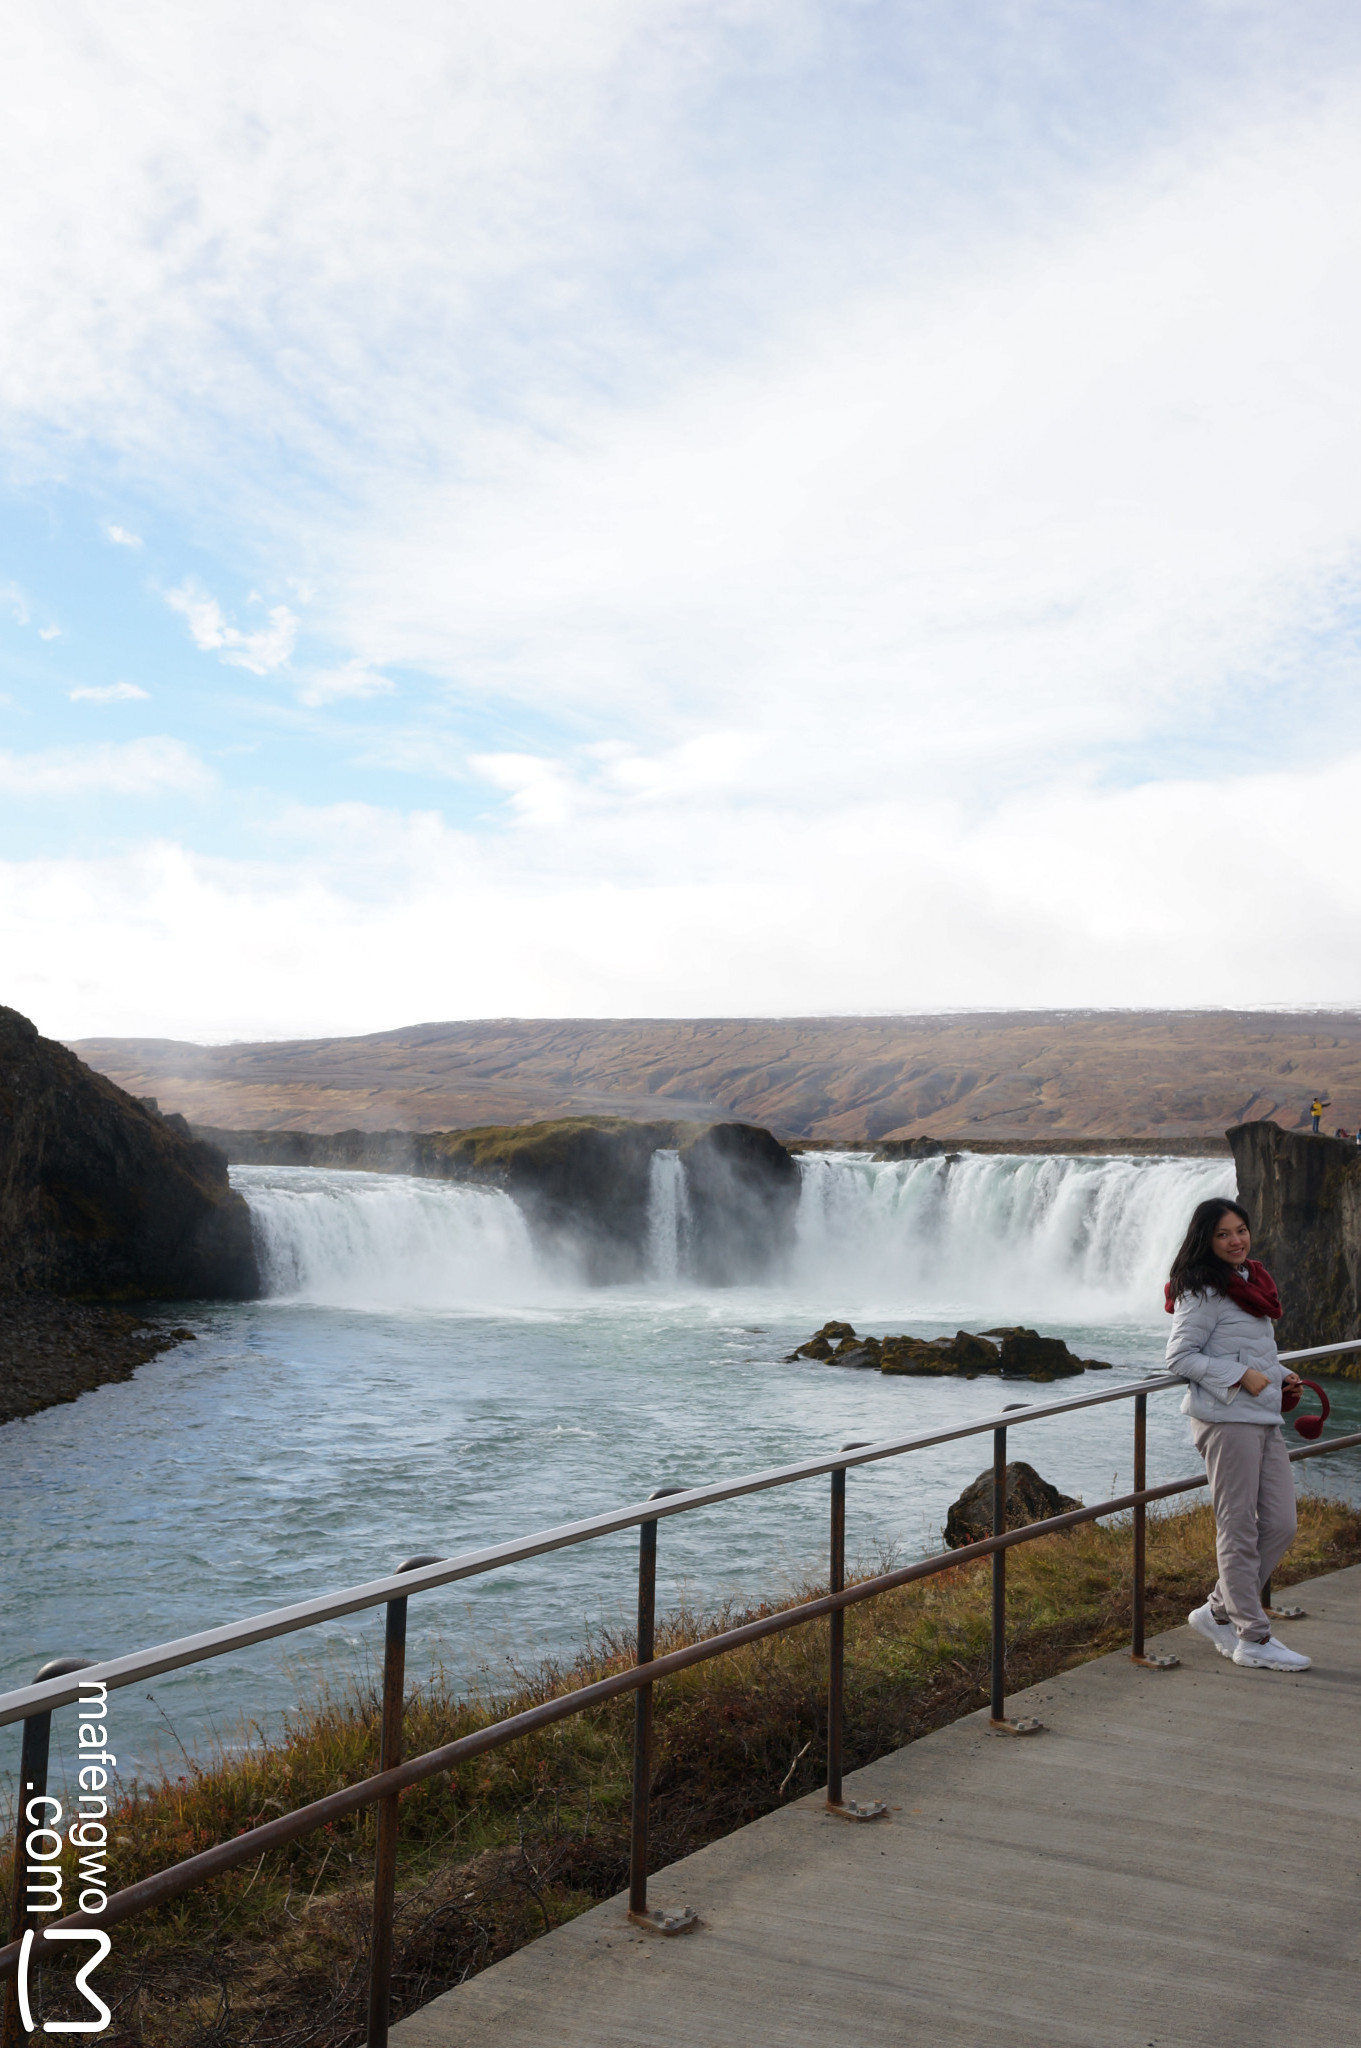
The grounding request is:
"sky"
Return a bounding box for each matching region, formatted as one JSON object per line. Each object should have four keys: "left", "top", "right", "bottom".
{"left": 4, "top": 0, "right": 1361, "bottom": 1041}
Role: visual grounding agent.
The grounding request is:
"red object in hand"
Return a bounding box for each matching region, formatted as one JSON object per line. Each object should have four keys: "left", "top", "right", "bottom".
{"left": 1280, "top": 1378, "right": 1330, "bottom": 1440}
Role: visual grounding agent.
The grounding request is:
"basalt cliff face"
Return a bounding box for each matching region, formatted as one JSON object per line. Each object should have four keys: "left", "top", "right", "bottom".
{"left": 203, "top": 1116, "right": 800, "bottom": 1285}
{"left": 0, "top": 1006, "right": 259, "bottom": 1302}
{"left": 1228, "top": 1120, "right": 1361, "bottom": 1360}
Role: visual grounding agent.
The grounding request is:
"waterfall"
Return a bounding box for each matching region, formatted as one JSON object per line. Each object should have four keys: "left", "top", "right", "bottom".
{"left": 234, "top": 1165, "right": 553, "bottom": 1309}
{"left": 792, "top": 1151, "right": 1237, "bottom": 1321}
{"left": 646, "top": 1149, "right": 693, "bottom": 1283}
{"left": 233, "top": 1149, "right": 1237, "bottom": 1321}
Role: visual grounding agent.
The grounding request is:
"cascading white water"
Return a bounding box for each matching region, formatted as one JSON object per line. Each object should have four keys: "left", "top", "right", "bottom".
{"left": 792, "top": 1151, "right": 1237, "bottom": 1320}
{"left": 235, "top": 1150, "right": 1237, "bottom": 1319}
{"left": 235, "top": 1165, "right": 554, "bottom": 1309}
{"left": 646, "top": 1149, "right": 693, "bottom": 1282}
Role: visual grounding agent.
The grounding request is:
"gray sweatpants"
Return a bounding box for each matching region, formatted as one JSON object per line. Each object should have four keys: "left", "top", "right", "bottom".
{"left": 1190, "top": 1421, "right": 1297, "bottom": 1643}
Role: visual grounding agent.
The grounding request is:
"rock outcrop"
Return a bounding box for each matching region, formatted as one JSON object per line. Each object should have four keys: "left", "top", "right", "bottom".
{"left": 982, "top": 1327, "right": 1097, "bottom": 1380}
{"left": 0, "top": 1006, "right": 259, "bottom": 1301}
{"left": 677, "top": 1122, "right": 801, "bottom": 1285}
{"left": 1228, "top": 1120, "right": 1361, "bottom": 1363}
{"left": 943, "top": 1462, "right": 1082, "bottom": 1548}
{"left": 786, "top": 1321, "right": 1109, "bottom": 1380}
{"left": 425, "top": 1118, "right": 675, "bottom": 1284}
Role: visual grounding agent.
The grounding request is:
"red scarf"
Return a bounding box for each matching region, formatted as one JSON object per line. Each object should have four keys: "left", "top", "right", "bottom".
{"left": 1164, "top": 1257, "right": 1282, "bottom": 1320}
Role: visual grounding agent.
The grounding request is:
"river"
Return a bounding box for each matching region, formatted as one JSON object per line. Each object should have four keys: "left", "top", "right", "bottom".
{"left": 6, "top": 1149, "right": 1361, "bottom": 1790}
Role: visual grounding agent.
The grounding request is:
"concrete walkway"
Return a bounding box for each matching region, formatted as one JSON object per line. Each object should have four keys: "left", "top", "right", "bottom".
{"left": 392, "top": 1566, "right": 1361, "bottom": 2048}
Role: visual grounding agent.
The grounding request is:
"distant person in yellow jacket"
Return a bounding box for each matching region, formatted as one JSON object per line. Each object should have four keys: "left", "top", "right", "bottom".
{"left": 1310, "top": 1097, "right": 1328, "bottom": 1133}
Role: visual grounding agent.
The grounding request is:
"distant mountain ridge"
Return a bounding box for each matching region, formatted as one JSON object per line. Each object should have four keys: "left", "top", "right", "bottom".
{"left": 68, "top": 1011, "right": 1361, "bottom": 1142}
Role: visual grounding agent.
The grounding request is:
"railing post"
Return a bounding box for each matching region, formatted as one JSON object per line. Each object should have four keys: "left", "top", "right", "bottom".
{"left": 628, "top": 1490, "right": 696, "bottom": 1935}
{"left": 989, "top": 1420, "right": 1042, "bottom": 1735}
{"left": 827, "top": 1466, "right": 846, "bottom": 1809}
{"left": 2, "top": 1658, "right": 95, "bottom": 2048}
{"left": 825, "top": 1447, "right": 885, "bottom": 1821}
{"left": 990, "top": 1425, "right": 1008, "bottom": 1724}
{"left": 1130, "top": 1396, "right": 1179, "bottom": 1671}
{"left": 1132, "top": 1393, "right": 1147, "bottom": 1659}
{"left": 366, "top": 1554, "right": 442, "bottom": 2048}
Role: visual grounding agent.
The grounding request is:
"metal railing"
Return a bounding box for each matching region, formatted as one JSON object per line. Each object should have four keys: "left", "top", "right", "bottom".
{"left": 4, "top": 1339, "right": 1361, "bottom": 2044}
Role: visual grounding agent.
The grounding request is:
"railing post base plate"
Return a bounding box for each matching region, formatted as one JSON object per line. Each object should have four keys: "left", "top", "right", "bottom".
{"left": 628, "top": 1905, "right": 699, "bottom": 1936}
{"left": 825, "top": 1797, "right": 888, "bottom": 1821}
{"left": 988, "top": 1715, "right": 1043, "bottom": 1735}
{"left": 1131, "top": 1652, "right": 1180, "bottom": 1669}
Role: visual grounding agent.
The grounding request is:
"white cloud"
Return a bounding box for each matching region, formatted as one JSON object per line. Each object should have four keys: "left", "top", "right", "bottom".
{"left": 4, "top": 751, "right": 1361, "bottom": 1039}
{"left": 104, "top": 524, "right": 143, "bottom": 548}
{"left": 469, "top": 753, "right": 575, "bottom": 826}
{"left": 38, "top": 624, "right": 60, "bottom": 639}
{"left": 69, "top": 682, "right": 149, "bottom": 703}
{"left": 296, "top": 660, "right": 394, "bottom": 708}
{"left": 1, "top": 581, "right": 29, "bottom": 626}
{"left": 3, "top": 9, "right": 1361, "bottom": 1031}
{"left": 165, "top": 581, "right": 297, "bottom": 675}
{"left": 0, "top": 738, "right": 211, "bottom": 798}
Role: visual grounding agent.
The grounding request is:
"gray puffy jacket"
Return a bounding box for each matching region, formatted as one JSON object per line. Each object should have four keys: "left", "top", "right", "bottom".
{"left": 1164, "top": 1287, "right": 1288, "bottom": 1424}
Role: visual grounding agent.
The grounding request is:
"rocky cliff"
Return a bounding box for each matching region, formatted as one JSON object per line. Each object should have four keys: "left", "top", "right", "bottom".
{"left": 1228, "top": 1119, "right": 1361, "bottom": 1361}
{"left": 0, "top": 1007, "right": 259, "bottom": 1301}
{"left": 201, "top": 1115, "right": 800, "bottom": 1285}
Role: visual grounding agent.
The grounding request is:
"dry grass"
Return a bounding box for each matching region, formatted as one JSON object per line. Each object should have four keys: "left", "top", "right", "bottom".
{"left": 9, "top": 1493, "right": 1361, "bottom": 2044}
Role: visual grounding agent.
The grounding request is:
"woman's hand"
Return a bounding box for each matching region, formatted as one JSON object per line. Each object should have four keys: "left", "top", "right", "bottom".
{"left": 1281, "top": 1371, "right": 1303, "bottom": 1391}
{"left": 1238, "top": 1369, "right": 1270, "bottom": 1396}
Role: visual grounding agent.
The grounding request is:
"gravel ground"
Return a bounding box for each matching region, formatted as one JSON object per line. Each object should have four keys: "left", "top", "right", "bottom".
{"left": 0, "top": 1297, "right": 196, "bottom": 1427}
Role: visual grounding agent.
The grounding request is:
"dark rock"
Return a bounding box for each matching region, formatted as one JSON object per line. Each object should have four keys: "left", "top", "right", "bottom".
{"left": 785, "top": 1323, "right": 1002, "bottom": 1375}
{"left": 880, "top": 1335, "right": 961, "bottom": 1376}
{"left": 834, "top": 1341, "right": 882, "bottom": 1370}
{"left": 786, "top": 1320, "right": 860, "bottom": 1361}
{"left": 422, "top": 1117, "right": 675, "bottom": 1283}
{"left": 944, "top": 1461, "right": 1082, "bottom": 1548}
{"left": 0, "top": 1006, "right": 259, "bottom": 1303}
{"left": 880, "top": 1331, "right": 1002, "bottom": 1377}
{"left": 986, "top": 1327, "right": 1088, "bottom": 1381}
{"left": 1228, "top": 1119, "right": 1361, "bottom": 1362}
{"left": 948, "top": 1330, "right": 1003, "bottom": 1370}
{"left": 677, "top": 1122, "right": 801, "bottom": 1286}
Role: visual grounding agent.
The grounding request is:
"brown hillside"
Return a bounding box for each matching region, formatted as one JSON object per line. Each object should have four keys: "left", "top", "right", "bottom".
{"left": 67, "top": 1011, "right": 1361, "bottom": 1142}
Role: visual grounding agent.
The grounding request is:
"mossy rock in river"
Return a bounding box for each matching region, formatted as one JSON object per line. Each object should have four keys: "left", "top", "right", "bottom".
{"left": 880, "top": 1331, "right": 1002, "bottom": 1376}
{"left": 983, "top": 1327, "right": 1113, "bottom": 1380}
{"left": 788, "top": 1321, "right": 1110, "bottom": 1380}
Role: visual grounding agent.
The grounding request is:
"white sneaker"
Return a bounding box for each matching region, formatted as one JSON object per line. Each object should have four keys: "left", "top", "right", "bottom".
{"left": 1188, "top": 1603, "right": 1237, "bottom": 1659}
{"left": 1232, "top": 1635, "right": 1311, "bottom": 1671}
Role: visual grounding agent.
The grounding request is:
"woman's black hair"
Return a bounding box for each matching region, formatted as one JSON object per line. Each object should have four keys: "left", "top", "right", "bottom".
{"left": 1167, "top": 1198, "right": 1253, "bottom": 1304}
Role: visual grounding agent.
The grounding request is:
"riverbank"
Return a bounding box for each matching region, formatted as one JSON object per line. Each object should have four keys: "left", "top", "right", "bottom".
{"left": 0, "top": 1299, "right": 196, "bottom": 1427}
{"left": 16, "top": 1494, "right": 1359, "bottom": 2046}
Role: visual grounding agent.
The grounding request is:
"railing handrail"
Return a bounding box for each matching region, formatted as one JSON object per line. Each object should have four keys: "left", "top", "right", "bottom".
{"left": 6, "top": 1421, "right": 1361, "bottom": 1984}
{"left": 0, "top": 1371, "right": 1179, "bottom": 1727}
{"left": 3, "top": 1336, "right": 1358, "bottom": 1729}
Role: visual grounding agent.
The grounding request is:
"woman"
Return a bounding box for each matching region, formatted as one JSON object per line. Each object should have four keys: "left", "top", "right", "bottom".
{"left": 1165, "top": 1198, "right": 1310, "bottom": 1670}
